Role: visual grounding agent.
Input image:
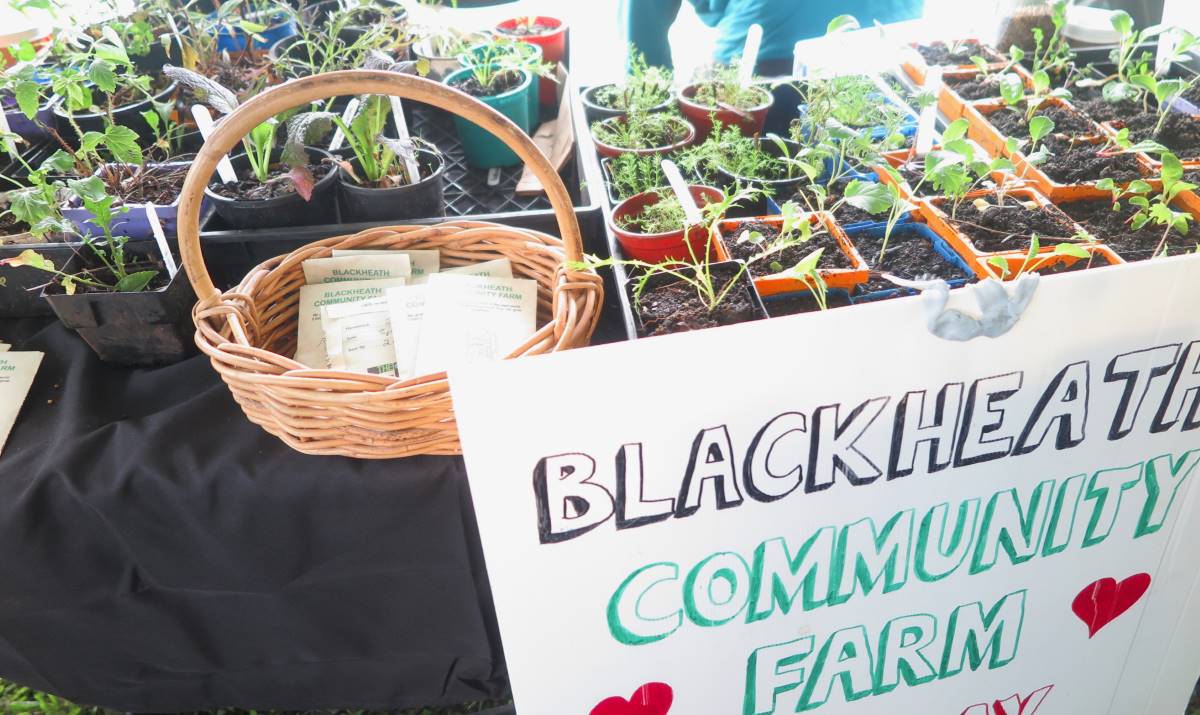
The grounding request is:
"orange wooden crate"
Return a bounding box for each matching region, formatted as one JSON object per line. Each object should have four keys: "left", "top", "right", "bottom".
{"left": 715, "top": 213, "right": 869, "bottom": 296}
{"left": 918, "top": 186, "right": 1094, "bottom": 279}
{"left": 900, "top": 39, "right": 1007, "bottom": 85}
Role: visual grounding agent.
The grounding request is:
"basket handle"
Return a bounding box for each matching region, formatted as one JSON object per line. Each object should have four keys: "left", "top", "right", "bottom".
{"left": 176, "top": 69, "right": 585, "bottom": 304}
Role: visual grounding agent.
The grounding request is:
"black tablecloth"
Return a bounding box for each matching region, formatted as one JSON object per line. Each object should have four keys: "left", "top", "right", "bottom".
{"left": 0, "top": 318, "right": 515, "bottom": 713}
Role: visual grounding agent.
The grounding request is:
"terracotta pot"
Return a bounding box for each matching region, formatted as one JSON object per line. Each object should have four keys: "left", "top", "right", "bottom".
{"left": 590, "top": 114, "right": 695, "bottom": 159}
{"left": 610, "top": 185, "right": 724, "bottom": 263}
{"left": 677, "top": 83, "right": 773, "bottom": 141}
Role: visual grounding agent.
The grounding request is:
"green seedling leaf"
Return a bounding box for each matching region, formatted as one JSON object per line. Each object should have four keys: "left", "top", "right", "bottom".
{"left": 1028, "top": 115, "right": 1055, "bottom": 143}
{"left": 163, "top": 64, "right": 239, "bottom": 115}
{"left": 0, "top": 249, "right": 54, "bottom": 270}
{"left": 114, "top": 270, "right": 157, "bottom": 292}
{"left": 842, "top": 180, "right": 893, "bottom": 215}
{"left": 67, "top": 175, "right": 109, "bottom": 203}
{"left": 40, "top": 150, "right": 75, "bottom": 174}
{"left": 1032, "top": 69, "right": 1050, "bottom": 94}
{"left": 825, "top": 14, "right": 860, "bottom": 34}
{"left": 14, "top": 81, "right": 40, "bottom": 120}
{"left": 1110, "top": 10, "right": 1133, "bottom": 36}
{"left": 88, "top": 59, "right": 118, "bottom": 93}
{"left": 999, "top": 73, "right": 1025, "bottom": 105}
{"left": 1053, "top": 242, "right": 1091, "bottom": 259}
{"left": 103, "top": 124, "right": 142, "bottom": 165}
{"left": 942, "top": 118, "right": 969, "bottom": 143}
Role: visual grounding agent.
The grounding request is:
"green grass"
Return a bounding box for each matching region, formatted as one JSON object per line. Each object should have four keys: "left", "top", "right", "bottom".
{"left": 0, "top": 679, "right": 511, "bottom": 715}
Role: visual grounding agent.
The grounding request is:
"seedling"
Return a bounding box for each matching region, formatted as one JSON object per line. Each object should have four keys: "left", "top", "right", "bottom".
{"left": 1027, "top": 0, "right": 1073, "bottom": 77}
{"left": 166, "top": 65, "right": 311, "bottom": 193}
{"left": 288, "top": 95, "right": 433, "bottom": 188}
{"left": 1126, "top": 72, "right": 1200, "bottom": 135}
{"left": 606, "top": 153, "right": 667, "bottom": 202}
{"left": 456, "top": 36, "right": 555, "bottom": 94}
{"left": 592, "top": 111, "right": 690, "bottom": 152}
{"left": 985, "top": 232, "right": 1093, "bottom": 279}
{"left": 923, "top": 118, "right": 1016, "bottom": 218}
{"left": 998, "top": 67, "right": 1069, "bottom": 122}
{"left": 592, "top": 48, "right": 673, "bottom": 113}
{"left": 690, "top": 60, "right": 766, "bottom": 110}
{"left": 580, "top": 190, "right": 759, "bottom": 314}
{"left": 0, "top": 134, "right": 71, "bottom": 238}
{"left": 1, "top": 175, "right": 159, "bottom": 293}
{"left": 1124, "top": 152, "right": 1196, "bottom": 257}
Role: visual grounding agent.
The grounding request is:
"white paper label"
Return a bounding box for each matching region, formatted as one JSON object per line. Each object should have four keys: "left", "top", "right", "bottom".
{"left": 414, "top": 273, "right": 537, "bottom": 376}
{"left": 321, "top": 297, "right": 396, "bottom": 376}
{"left": 294, "top": 278, "right": 408, "bottom": 368}
{"left": 387, "top": 259, "right": 518, "bottom": 379}
{"left": 0, "top": 351, "right": 43, "bottom": 456}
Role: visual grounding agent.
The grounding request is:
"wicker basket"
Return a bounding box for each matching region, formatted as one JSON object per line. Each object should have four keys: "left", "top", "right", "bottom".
{"left": 177, "top": 70, "right": 603, "bottom": 459}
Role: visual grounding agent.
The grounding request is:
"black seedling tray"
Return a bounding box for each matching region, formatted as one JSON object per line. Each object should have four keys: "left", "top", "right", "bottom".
{"left": 199, "top": 87, "right": 605, "bottom": 277}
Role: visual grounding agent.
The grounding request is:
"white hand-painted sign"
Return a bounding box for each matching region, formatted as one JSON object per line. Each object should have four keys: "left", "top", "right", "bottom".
{"left": 450, "top": 254, "right": 1200, "bottom": 715}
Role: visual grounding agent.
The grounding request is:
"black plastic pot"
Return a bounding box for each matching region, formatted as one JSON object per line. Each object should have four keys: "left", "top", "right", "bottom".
{"left": 625, "top": 259, "right": 767, "bottom": 338}
{"left": 40, "top": 241, "right": 197, "bottom": 366}
{"left": 130, "top": 37, "right": 183, "bottom": 73}
{"left": 580, "top": 83, "right": 673, "bottom": 123}
{"left": 205, "top": 146, "right": 339, "bottom": 230}
{"left": 714, "top": 137, "right": 807, "bottom": 216}
{"left": 52, "top": 81, "right": 179, "bottom": 146}
{"left": 336, "top": 148, "right": 446, "bottom": 223}
{"left": 0, "top": 237, "right": 77, "bottom": 318}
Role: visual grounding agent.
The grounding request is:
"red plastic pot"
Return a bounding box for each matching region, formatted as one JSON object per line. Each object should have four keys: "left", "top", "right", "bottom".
{"left": 610, "top": 186, "right": 725, "bottom": 263}
{"left": 678, "top": 83, "right": 773, "bottom": 141}
{"left": 591, "top": 114, "right": 696, "bottom": 159}
{"left": 495, "top": 15, "right": 566, "bottom": 106}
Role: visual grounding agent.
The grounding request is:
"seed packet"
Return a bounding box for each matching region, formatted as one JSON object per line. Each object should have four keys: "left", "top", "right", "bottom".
{"left": 414, "top": 273, "right": 538, "bottom": 376}
{"left": 301, "top": 254, "right": 412, "bottom": 284}
{"left": 387, "top": 259, "right": 520, "bottom": 379}
{"left": 321, "top": 298, "right": 396, "bottom": 376}
{"left": 295, "top": 278, "right": 409, "bottom": 368}
{"left": 331, "top": 249, "right": 440, "bottom": 283}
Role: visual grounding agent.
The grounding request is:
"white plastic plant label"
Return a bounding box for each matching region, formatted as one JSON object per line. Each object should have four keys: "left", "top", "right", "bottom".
{"left": 450, "top": 253, "right": 1200, "bottom": 715}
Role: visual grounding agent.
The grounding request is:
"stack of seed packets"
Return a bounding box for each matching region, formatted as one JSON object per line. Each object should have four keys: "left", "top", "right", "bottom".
{"left": 296, "top": 249, "right": 539, "bottom": 379}
{"left": 387, "top": 259, "right": 538, "bottom": 380}
{"left": 295, "top": 251, "right": 418, "bottom": 368}
{"left": 0, "top": 343, "right": 43, "bottom": 456}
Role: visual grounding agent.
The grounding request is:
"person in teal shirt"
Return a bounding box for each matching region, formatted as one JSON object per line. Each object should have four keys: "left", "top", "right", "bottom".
{"left": 624, "top": 0, "right": 926, "bottom": 76}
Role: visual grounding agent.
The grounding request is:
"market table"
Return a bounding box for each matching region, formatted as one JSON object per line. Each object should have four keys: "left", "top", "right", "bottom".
{"left": 0, "top": 310, "right": 627, "bottom": 712}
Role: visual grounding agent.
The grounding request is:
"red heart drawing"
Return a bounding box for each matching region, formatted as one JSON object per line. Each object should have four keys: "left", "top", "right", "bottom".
{"left": 590, "top": 682, "right": 673, "bottom": 715}
{"left": 1072, "top": 573, "right": 1151, "bottom": 637}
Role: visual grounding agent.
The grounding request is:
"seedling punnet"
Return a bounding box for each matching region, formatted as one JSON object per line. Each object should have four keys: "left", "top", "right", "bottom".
{"left": 533, "top": 338, "right": 1200, "bottom": 544}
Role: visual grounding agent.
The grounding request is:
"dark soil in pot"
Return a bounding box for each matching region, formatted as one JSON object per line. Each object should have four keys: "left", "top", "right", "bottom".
{"left": 1118, "top": 111, "right": 1200, "bottom": 161}
{"left": 764, "top": 289, "right": 852, "bottom": 316}
{"left": 948, "top": 194, "right": 1080, "bottom": 252}
{"left": 209, "top": 159, "right": 334, "bottom": 201}
{"left": 1071, "top": 92, "right": 1143, "bottom": 124}
{"left": 721, "top": 220, "right": 852, "bottom": 275}
{"left": 451, "top": 70, "right": 523, "bottom": 98}
{"left": 1059, "top": 198, "right": 1200, "bottom": 260}
{"left": 947, "top": 73, "right": 1007, "bottom": 100}
{"left": 206, "top": 147, "right": 339, "bottom": 229}
{"left": 1037, "top": 137, "right": 1143, "bottom": 184}
{"left": 987, "top": 104, "right": 1097, "bottom": 139}
{"left": 916, "top": 41, "right": 998, "bottom": 66}
{"left": 851, "top": 231, "right": 966, "bottom": 292}
{"left": 186, "top": 54, "right": 274, "bottom": 104}
{"left": 0, "top": 213, "right": 29, "bottom": 238}
{"left": 632, "top": 261, "right": 764, "bottom": 337}
{"left": 96, "top": 162, "right": 189, "bottom": 205}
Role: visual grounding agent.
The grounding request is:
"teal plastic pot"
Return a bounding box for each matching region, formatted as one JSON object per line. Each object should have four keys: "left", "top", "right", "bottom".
{"left": 458, "top": 42, "right": 542, "bottom": 131}
{"left": 444, "top": 66, "right": 532, "bottom": 168}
